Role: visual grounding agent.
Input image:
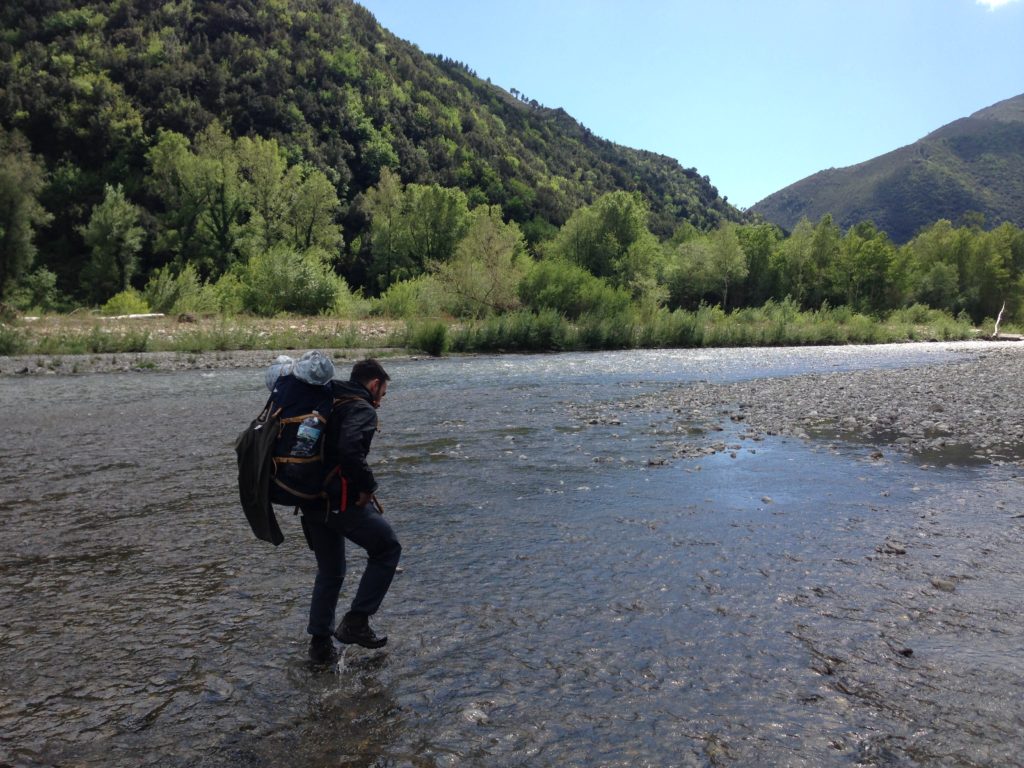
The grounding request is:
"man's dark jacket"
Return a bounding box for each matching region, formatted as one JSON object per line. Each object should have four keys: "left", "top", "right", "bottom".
{"left": 323, "top": 379, "right": 380, "bottom": 510}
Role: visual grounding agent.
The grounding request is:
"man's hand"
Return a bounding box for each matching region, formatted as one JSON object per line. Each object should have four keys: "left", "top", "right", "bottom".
{"left": 356, "top": 491, "right": 372, "bottom": 508}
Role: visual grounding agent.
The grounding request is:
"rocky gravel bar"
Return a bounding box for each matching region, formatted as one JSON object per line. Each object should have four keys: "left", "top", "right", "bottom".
{"left": 590, "top": 346, "right": 1024, "bottom": 466}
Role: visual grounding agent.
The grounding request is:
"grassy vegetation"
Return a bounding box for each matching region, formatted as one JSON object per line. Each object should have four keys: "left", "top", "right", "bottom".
{"left": 407, "top": 301, "right": 979, "bottom": 356}
{"left": 0, "top": 315, "right": 404, "bottom": 358}
{"left": 0, "top": 301, "right": 990, "bottom": 363}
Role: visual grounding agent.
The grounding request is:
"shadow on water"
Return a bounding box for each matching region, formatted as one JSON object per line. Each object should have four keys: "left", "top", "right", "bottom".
{"left": 1, "top": 344, "right": 1023, "bottom": 766}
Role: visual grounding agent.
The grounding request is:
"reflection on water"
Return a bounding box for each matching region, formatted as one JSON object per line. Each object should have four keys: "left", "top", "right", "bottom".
{"left": 1, "top": 343, "right": 1023, "bottom": 766}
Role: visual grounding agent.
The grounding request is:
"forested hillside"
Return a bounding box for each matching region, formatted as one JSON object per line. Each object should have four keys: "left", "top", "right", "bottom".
{"left": 0, "top": 0, "right": 739, "bottom": 304}
{"left": 752, "top": 94, "right": 1024, "bottom": 243}
{"left": 3, "top": 0, "right": 1024, "bottom": 347}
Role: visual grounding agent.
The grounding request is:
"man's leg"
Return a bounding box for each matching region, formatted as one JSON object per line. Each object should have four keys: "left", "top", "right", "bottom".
{"left": 301, "top": 515, "right": 346, "bottom": 638}
{"left": 335, "top": 504, "right": 401, "bottom": 647}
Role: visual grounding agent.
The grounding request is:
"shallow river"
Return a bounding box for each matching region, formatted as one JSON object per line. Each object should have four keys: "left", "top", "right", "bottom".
{"left": 2, "top": 344, "right": 1023, "bottom": 767}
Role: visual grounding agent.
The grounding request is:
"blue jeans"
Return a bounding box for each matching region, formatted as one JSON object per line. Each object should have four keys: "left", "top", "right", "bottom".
{"left": 301, "top": 504, "right": 402, "bottom": 637}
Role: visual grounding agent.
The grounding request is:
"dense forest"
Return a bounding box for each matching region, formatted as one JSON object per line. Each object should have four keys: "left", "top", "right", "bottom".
{"left": 2, "top": 0, "right": 1023, "bottom": 336}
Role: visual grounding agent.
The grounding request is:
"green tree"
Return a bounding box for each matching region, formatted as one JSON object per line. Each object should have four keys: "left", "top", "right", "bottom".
{"left": 664, "top": 225, "right": 747, "bottom": 310}
{"left": 193, "top": 123, "right": 245, "bottom": 275}
{"left": 146, "top": 129, "right": 208, "bottom": 270}
{"left": 148, "top": 125, "right": 343, "bottom": 282}
{"left": 433, "top": 204, "right": 527, "bottom": 317}
{"left": 236, "top": 135, "right": 290, "bottom": 252}
{"left": 362, "top": 176, "right": 469, "bottom": 291}
{"left": 79, "top": 183, "right": 145, "bottom": 303}
{"left": 361, "top": 168, "right": 407, "bottom": 291}
{"left": 0, "top": 130, "right": 52, "bottom": 300}
{"left": 146, "top": 123, "right": 245, "bottom": 278}
{"left": 403, "top": 183, "right": 469, "bottom": 269}
{"left": 771, "top": 218, "right": 815, "bottom": 306}
{"left": 284, "top": 164, "right": 343, "bottom": 253}
{"left": 548, "top": 191, "right": 654, "bottom": 283}
{"left": 902, "top": 220, "right": 972, "bottom": 313}
{"left": 6, "top": 267, "right": 65, "bottom": 312}
{"left": 666, "top": 234, "right": 713, "bottom": 310}
{"left": 613, "top": 231, "right": 669, "bottom": 309}
{"left": 705, "top": 223, "right": 748, "bottom": 310}
{"left": 966, "top": 226, "right": 1018, "bottom": 323}
{"left": 806, "top": 214, "right": 841, "bottom": 308}
{"left": 237, "top": 137, "right": 343, "bottom": 255}
{"left": 735, "top": 222, "right": 783, "bottom": 306}
{"left": 831, "top": 222, "right": 895, "bottom": 313}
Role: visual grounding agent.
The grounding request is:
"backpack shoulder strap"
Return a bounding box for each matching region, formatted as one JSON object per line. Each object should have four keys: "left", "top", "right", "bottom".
{"left": 331, "top": 394, "right": 379, "bottom": 432}
{"left": 332, "top": 394, "right": 364, "bottom": 407}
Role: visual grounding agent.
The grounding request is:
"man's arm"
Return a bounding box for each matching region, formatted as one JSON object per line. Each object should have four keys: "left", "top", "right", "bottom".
{"left": 335, "top": 401, "right": 378, "bottom": 501}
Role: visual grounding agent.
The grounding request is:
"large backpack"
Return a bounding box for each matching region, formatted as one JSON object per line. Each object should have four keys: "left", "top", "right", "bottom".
{"left": 235, "top": 374, "right": 334, "bottom": 544}
{"left": 268, "top": 374, "right": 338, "bottom": 510}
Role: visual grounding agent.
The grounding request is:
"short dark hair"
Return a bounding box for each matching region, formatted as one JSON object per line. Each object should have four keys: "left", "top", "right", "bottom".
{"left": 350, "top": 358, "right": 390, "bottom": 385}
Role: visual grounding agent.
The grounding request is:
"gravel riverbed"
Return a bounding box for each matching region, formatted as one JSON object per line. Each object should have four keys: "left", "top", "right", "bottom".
{"left": 577, "top": 345, "right": 1024, "bottom": 467}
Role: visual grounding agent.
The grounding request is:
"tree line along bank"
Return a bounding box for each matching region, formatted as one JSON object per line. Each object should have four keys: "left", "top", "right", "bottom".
{"left": 2, "top": 123, "right": 1022, "bottom": 351}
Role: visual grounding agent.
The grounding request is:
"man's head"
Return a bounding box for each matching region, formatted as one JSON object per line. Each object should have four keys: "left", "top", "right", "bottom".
{"left": 350, "top": 358, "right": 390, "bottom": 407}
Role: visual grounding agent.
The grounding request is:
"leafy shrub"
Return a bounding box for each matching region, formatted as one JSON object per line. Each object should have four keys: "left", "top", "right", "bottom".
{"left": 144, "top": 265, "right": 190, "bottom": 313}
{"left": 0, "top": 323, "right": 27, "bottom": 355}
{"left": 372, "top": 275, "right": 444, "bottom": 318}
{"left": 888, "top": 303, "right": 945, "bottom": 325}
{"left": 819, "top": 301, "right": 854, "bottom": 324}
{"left": 209, "top": 271, "right": 246, "bottom": 315}
{"left": 330, "top": 285, "right": 371, "bottom": 318}
{"left": 85, "top": 325, "right": 150, "bottom": 352}
{"left": 636, "top": 309, "right": 701, "bottom": 347}
{"left": 174, "top": 284, "right": 224, "bottom": 315}
{"left": 240, "top": 246, "right": 343, "bottom": 316}
{"left": 34, "top": 331, "right": 85, "bottom": 355}
{"left": 407, "top": 320, "right": 449, "bottom": 356}
{"left": 577, "top": 312, "right": 636, "bottom": 350}
{"left": 100, "top": 289, "right": 151, "bottom": 316}
{"left": 518, "top": 258, "right": 632, "bottom": 320}
{"left": 451, "top": 309, "right": 571, "bottom": 352}
{"left": 7, "top": 268, "right": 67, "bottom": 313}
{"left": 144, "top": 264, "right": 225, "bottom": 315}
{"left": 525, "top": 308, "right": 572, "bottom": 350}
{"left": 884, "top": 305, "right": 972, "bottom": 341}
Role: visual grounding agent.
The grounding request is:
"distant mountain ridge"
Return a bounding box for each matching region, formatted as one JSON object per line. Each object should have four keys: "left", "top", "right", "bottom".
{"left": 751, "top": 94, "right": 1024, "bottom": 243}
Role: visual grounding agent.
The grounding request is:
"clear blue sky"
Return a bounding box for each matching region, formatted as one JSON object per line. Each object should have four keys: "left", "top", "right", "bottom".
{"left": 357, "top": 0, "right": 1024, "bottom": 209}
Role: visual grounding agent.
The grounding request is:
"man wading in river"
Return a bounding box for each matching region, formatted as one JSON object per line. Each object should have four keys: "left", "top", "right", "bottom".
{"left": 269, "top": 357, "right": 402, "bottom": 664}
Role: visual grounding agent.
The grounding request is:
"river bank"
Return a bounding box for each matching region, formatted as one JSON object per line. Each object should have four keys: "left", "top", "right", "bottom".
{"left": 0, "top": 347, "right": 408, "bottom": 376}
{"left": 0, "top": 315, "right": 406, "bottom": 374}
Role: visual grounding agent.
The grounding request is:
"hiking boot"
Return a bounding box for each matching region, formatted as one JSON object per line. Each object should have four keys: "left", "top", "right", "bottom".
{"left": 334, "top": 613, "right": 388, "bottom": 649}
{"left": 308, "top": 634, "right": 338, "bottom": 664}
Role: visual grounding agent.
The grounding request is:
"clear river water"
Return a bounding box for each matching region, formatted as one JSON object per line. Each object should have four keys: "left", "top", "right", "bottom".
{"left": 1, "top": 343, "right": 1022, "bottom": 767}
